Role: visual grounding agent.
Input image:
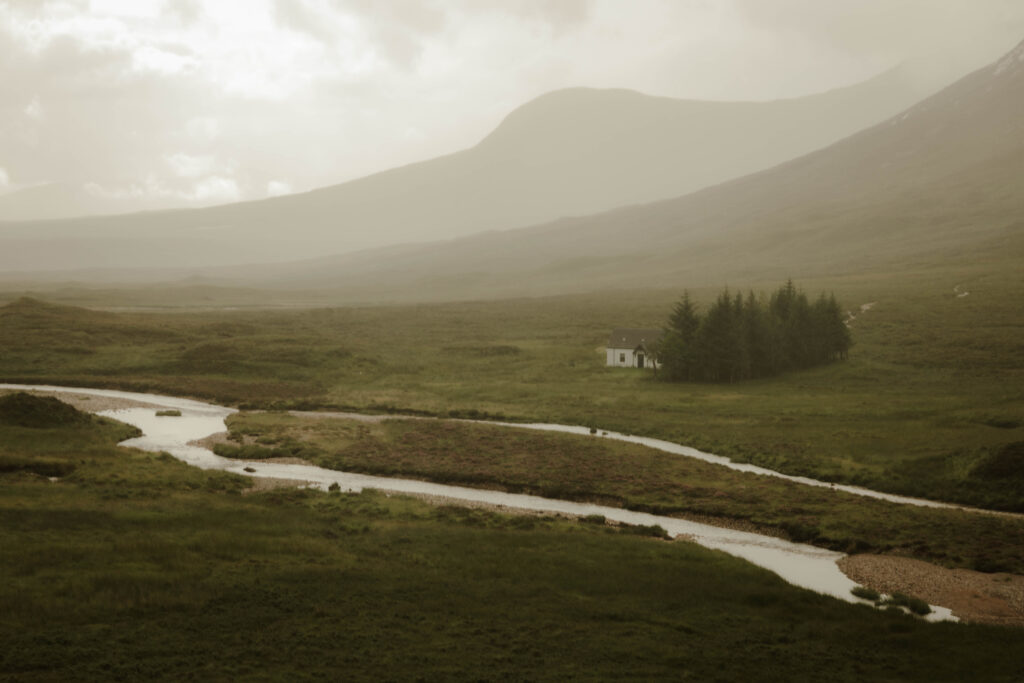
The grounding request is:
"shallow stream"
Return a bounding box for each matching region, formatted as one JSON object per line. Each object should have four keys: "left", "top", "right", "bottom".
{"left": 1, "top": 383, "right": 957, "bottom": 621}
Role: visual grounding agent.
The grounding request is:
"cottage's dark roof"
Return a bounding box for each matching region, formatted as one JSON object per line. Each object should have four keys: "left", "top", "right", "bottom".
{"left": 607, "top": 328, "right": 662, "bottom": 350}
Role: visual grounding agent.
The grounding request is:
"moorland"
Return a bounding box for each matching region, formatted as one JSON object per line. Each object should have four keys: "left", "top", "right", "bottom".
{"left": 2, "top": 260, "right": 1023, "bottom": 577}
{"left": 3, "top": 260, "right": 1021, "bottom": 515}
{"left": 3, "top": 393, "right": 1024, "bottom": 680}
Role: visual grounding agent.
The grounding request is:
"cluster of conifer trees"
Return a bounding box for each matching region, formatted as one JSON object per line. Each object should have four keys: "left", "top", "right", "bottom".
{"left": 657, "top": 280, "right": 851, "bottom": 382}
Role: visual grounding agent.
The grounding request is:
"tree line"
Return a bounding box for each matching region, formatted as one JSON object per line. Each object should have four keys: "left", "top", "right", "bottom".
{"left": 657, "top": 280, "right": 851, "bottom": 383}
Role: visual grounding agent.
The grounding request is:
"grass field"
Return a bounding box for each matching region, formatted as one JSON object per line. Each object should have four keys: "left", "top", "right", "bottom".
{"left": 4, "top": 396, "right": 1024, "bottom": 680}
{"left": 215, "top": 410, "right": 1024, "bottom": 574}
{"left": 1, "top": 261, "right": 1021, "bottom": 513}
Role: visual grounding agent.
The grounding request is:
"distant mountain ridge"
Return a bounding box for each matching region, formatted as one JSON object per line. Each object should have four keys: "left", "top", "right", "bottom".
{"left": 0, "top": 183, "right": 211, "bottom": 222}
{"left": 250, "top": 38, "right": 1024, "bottom": 301}
{"left": 0, "top": 66, "right": 932, "bottom": 272}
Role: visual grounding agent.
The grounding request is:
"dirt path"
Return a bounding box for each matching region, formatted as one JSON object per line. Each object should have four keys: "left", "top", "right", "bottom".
{"left": 839, "top": 554, "right": 1024, "bottom": 626}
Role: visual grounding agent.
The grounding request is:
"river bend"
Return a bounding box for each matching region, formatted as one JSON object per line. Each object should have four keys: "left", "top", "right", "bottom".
{"left": 0, "top": 383, "right": 958, "bottom": 621}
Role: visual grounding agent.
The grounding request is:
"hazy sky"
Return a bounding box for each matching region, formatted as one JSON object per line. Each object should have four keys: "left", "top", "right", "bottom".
{"left": 2, "top": 0, "right": 1023, "bottom": 207}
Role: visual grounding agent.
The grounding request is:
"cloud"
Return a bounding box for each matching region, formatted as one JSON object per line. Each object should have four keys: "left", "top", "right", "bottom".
{"left": 162, "top": 0, "right": 201, "bottom": 26}
{"left": 191, "top": 175, "right": 240, "bottom": 202}
{"left": 0, "top": 167, "right": 9, "bottom": 189}
{"left": 84, "top": 172, "right": 241, "bottom": 203}
{"left": 266, "top": 180, "right": 292, "bottom": 197}
{"left": 90, "top": 0, "right": 164, "bottom": 20}
{"left": 272, "top": 0, "right": 336, "bottom": 45}
{"left": 165, "top": 153, "right": 218, "bottom": 178}
{"left": 131, "top": 43, "right": 198, "bottom": 75}
{"left": 466, "top": 0, "right": 591, "bottom": 35}
{"left": 24, "top": 95, "right": 42, "bottom": 119}
{"left": 185, "top": 116, "right": 220, "bottom": 142}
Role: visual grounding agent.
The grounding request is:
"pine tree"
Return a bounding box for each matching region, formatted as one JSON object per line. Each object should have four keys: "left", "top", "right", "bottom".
{"left": 657, "top": 281, "right": 852, "bottom": 383}
{"left": 825, "top": 293, "right": 852, "bottom": 360}
{"left": 658, "top": 291, "right": 700, "bottom": 381}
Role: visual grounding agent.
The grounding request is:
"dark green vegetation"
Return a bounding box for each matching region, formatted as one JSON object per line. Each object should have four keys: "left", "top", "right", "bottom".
{"left": 2, "top": 262, "right": 1022, "bottom": 512}
{"left": 0, "top": 392, "right": 93, "bottom": 429}
{"left": 155, "top": 409, "right": 181, "bottom": 417}
{"left": 217, "top": 411, "right": 1024, "bottom": 574}
{"left": 882, "top": 593, "right": 933, "bottom": 617}
{"left": 849, "top": 586, "right": 931, "bottom": 616}
{"left": 658, "top": 281, "right": 850, "bottom": 382}
{"left": 4, "top": 396, "right": 1024, "bottom": 681}
{"left": 852, "top": 586, "right": 882, "bottom": 602}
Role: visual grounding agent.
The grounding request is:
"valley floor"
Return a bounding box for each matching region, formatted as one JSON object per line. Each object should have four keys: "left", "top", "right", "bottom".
{"left": 4, "top": 394, "right": 1024, "bottom": 681}
{"left": 1, "top": 263, "right": 1022, "bottom": 676}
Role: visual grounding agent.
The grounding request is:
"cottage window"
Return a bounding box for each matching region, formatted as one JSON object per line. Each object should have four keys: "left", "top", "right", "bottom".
{"left": 619, "top": 353, "right": 625, "bottom": 363}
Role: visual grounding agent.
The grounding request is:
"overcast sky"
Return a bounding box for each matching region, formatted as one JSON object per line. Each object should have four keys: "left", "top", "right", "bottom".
{"left": 2, "top": 0, "right": 1023, "bottom": 207}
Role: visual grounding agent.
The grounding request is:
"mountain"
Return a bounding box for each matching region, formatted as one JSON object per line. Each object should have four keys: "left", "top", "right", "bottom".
{"left": 0, "top": 183, "right": 203, "bottom": 222}
{"left": 253, "top": 38, "right": 1024, "bottom": 301}
{"left": 0, "top": 67, "right": 932, "bottom": 273}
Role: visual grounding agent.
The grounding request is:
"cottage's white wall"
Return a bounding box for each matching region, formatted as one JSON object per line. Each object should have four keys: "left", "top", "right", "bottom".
{"left": 606, "top": 347, "right": 658, "bottom": 368}
{"left": 607, "top": 347, "right": 632, "bottom": 367}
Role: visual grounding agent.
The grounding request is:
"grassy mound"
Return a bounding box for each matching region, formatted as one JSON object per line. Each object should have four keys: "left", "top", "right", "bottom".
{"left": 0, "top": 392, "right": 91, "bottom": 429}
{"left": 972, "top": 441, "right": 1024, "bottom": 480}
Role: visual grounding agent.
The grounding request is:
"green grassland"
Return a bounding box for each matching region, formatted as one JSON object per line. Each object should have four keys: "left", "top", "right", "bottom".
{"left": 4, "top": 396, "right": 1024, "bottom": 681}
{"left": 216, "top": 411, "right": 1024, "bottom": 574}
{"left": 1, "top": 261, "right": 1021, "bottom": 513}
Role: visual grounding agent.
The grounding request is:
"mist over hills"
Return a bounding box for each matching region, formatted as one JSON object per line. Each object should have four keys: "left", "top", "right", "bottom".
{"left": 0, "top": 66, "right": 930, "bottom": 273}
{"left": 0, "top": 183, "right": 220, "bottom": 222}
{"left": 257, "top": 38, "right": 1024, "bottom": 302}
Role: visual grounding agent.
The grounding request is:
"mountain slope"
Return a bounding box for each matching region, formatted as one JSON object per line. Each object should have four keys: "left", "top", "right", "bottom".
{"left": 0, "top": 183, "right": 210, "bottom": 222}
{"left": 261, "top": 39, "right": 1024, "bottom": 301}
{"left": 0, "top": 68, "right": 930, "bottom": 272}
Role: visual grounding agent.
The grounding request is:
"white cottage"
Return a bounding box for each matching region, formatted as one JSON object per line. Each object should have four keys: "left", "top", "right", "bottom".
{"left": 606, "top": 328, "right": 662, "bottom": 369}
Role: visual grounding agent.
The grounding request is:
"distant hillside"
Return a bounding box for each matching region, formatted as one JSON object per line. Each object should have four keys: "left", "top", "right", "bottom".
{"left": 0, "top": 183, "right": 202, "bottom": 222}
{"left": 257, "top": 39, "right": 1024, "bottom": 301}
{"left": 0, "top": 67, "right": 931, "bottom": 272}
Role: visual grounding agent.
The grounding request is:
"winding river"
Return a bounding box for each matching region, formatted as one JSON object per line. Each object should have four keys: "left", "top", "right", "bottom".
{"left": 1, "top": 383, "right": 958, "bottom": 622}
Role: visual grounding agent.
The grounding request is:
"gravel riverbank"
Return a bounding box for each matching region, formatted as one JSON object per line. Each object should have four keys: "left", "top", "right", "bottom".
{"left": 839, "top": 554, "right": 1024, "bottom": 626}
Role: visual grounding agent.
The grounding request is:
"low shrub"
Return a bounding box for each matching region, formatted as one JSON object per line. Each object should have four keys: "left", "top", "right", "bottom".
{"left": 850, "top": 586, "right": 880, "bottom": 601}
{"left": 623, "top": 524, "right": 671, "bottom": 540}
{"left": 882, "top": 592, "right": 931, "bottom": 616}
{"left": 213, "top": 441, "right": 320, "bottom": 461}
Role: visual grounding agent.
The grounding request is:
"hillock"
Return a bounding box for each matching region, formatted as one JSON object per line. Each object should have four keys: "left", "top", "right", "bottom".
{"left": 0, "top": 392, "right": 92, "bottom": 428}
{"left": 0, "top": 296, "right": 112, "bottom": 321}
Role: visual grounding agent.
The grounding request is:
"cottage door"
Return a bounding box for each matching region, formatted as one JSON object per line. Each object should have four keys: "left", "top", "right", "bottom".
{"left": 636, "top": 353, "right": 644, "bottom": 368}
